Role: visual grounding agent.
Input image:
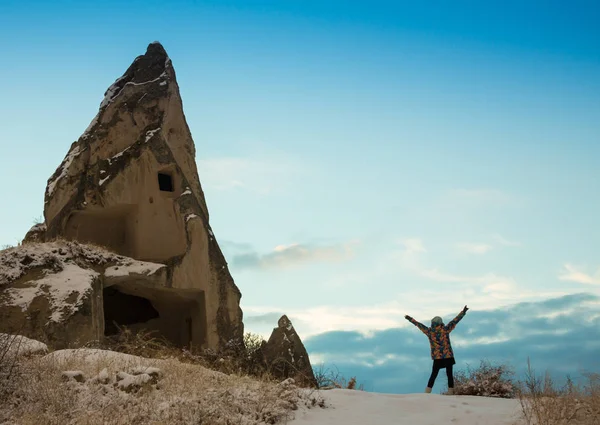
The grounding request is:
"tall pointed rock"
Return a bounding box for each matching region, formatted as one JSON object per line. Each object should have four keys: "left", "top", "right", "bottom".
{"left": 42, "top": 42, "right": 243, "bottom": 350}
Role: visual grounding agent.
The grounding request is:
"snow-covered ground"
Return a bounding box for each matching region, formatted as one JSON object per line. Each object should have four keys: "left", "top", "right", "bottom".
{"left": 0, "top": 334, "right": 526, "bottom": 425}
{"left": 291, "top": 389, "right": 523, "bottom": 425}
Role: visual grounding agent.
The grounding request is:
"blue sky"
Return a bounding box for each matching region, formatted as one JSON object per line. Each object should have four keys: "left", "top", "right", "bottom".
{"left": 1, "top": 1, "right": 599, "bottom": 393}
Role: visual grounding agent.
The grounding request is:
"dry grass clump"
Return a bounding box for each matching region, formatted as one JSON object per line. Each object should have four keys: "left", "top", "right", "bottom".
{"left": 0, "top": 347, "right": 325, "bottom": 425}
{"left": 0, "top": 334, "right": 21, "bottom": 403}
{"left": 99, "top": 327, "right": 273, "bottom": 381}
{"left": 452, "top": 359, "right": 517, "bottom": 398}
{"left": 313, "top": 364, "right": 363, "bottom": 391}
{"left": 101, "top": 327, "right": 319, "bottom": 390}
{"left": 518, "top": 359, "right": 599, "bottom": 425}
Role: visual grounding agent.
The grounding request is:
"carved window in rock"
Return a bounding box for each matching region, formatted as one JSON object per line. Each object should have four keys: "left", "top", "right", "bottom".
{"left": 158, "top": 172, "right": 174, "bottom": 192}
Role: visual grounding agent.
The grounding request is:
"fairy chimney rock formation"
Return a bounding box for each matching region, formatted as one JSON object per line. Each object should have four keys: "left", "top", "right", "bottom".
{"left": 263, "top": 315, "right": 317, "bottom": 388}
{"left": 40, "top": 42, "right": 243, "bottom": 350}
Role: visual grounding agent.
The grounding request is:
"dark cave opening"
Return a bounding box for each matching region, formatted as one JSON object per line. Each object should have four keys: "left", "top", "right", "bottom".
{"left": 103, "top": 286, "right": 159, "bottom": 336}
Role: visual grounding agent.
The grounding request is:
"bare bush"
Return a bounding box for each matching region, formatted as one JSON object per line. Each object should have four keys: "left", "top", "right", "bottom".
{"left": 101, "top": 326, "right": 178, "bottom": 359}
{"left": 518, "top": 359, "right": 599, "bottom": 425}
{"left": 100, "top": 327, "right": 274, "bottom": 381}
{"left": 452, "top": 359, "right": 517, "bottom": 398}
{"left": 0, "top": 334, "right": 21, "bottom": 402}
{"left": 313, "top": 363, "right": 364, "bottom": 390}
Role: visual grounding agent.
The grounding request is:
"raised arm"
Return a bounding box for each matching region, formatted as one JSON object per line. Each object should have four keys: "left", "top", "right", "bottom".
{"left": 445, "top": 306, "right": 469, "bottom": 332}
{"left": 405, "top": 315, "right": 429, "bottom": 335}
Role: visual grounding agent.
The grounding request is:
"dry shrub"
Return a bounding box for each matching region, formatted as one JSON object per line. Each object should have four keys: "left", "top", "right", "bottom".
{"left": 100, "top": 327, "right": 274, "bottom": 381}
{"left": 518, "top": 359, "right": 599, "bottom": 425}
{"left": 452, "top": 359, "right": 517, "bottom": 398}
{"left": 0, "top": 334, "right": 21, "bottom": 402}
{"left": 100, "top": 326, "right": 180, "bottom": 360}
{"left": 313, "top": 363, "right": 363, "bottom": 391}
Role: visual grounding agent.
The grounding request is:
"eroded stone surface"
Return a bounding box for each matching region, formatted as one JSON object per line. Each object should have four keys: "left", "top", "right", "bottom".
{"left": 0, "top": 241, "right": 166, "bottom": 348}
{"left": 263, "top": 315, "right": 317, "bottom": 388}
{"left": 2, "top": 42, "right": 243, "bottom": 351}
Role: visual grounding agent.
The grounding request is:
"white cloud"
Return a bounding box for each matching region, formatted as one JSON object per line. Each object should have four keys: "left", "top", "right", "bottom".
{"left": 232, "top": 240, "right": 359, "bottom": 270}
{"left": 558, "top": 264, "right": 600, "bottom": 285}
{"left": 241, "top": 302, "right": 407, "bottom": 338}
{"left": 456, "top": 242, "right": 493, "bottom": 254}
{"left": 242, "top": 285, "right": 571, "bottom": 339}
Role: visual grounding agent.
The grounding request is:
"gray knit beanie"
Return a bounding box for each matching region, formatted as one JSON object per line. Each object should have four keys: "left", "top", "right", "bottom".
{"left": 431, "top": 316, "right": 443, "bottom": 327}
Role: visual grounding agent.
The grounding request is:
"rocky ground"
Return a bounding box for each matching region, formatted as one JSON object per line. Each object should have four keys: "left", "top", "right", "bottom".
{"left": 0, "top": 335, "right": 325, "bottom": 425}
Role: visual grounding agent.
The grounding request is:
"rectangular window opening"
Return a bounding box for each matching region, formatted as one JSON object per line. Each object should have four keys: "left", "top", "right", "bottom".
{"left": 158, "top": 173, "right": 174, "bottom": 192}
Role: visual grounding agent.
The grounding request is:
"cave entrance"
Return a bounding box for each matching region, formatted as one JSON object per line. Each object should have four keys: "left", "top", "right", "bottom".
{"left": 64, "top": 205, "right": 138, "bottom": 258}
{"left": 103, "top": 286, "right": 159, "bottom": 336}
{"left": 102, "top": 284, "right": 207, "bottom": 349}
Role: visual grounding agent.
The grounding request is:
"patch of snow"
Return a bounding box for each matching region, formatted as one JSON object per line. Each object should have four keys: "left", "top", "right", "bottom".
{"left": 289, "top": 389, "right": 522, "bottom": 425}
{"left": 100, "top": 74, "right": 128, "bottom": 109}
{"left": 44, "top": 348, "right": 143, "bottom": 365}
{"left": 116, "top": 371, "right": 153, "bottom": 391}
{"left": 0, "top": 240, "right": 127, "bottom": 287}
{"left": 0, "top": 334, "right": 48, "bottom": 357}
{"left": 91, "top": 368, "right": 111, "bottom": 384}
{"left": 107, "top": 147, "right": 129, "bottom": 165}
{"left": 105, "top": 261, "right": 165, "bottom": 278}
{"left": 208, "top": 228, "right": 214, "bottom": 236}
{"left": 130, "top": 366, "right": 162, "bottom": 378}
{"left": 99, "top": 175, "right": 110, "bottom": 186}
{"left": 82, "top": 113, "right": 99, "bottom": 139}
{"left": 130, "top": 73, "right": 168, "bottom": 86}
{"left": 180, "top": 187, "right": 192, "bottom": 196}
{"left": 100, "top": 73, "right": 168, "bottom": 109}
{"left": 145, "top": 127, "right": 161, "bottom": 143}
{"left": 159, "top": 81, "right": 167, "bottom": 86}
{"left": 47, "top": 144, "right": 82, "bottom": 197}
{"left": 27, "top": 223, "right": 47, "bottom": 233}
{"left": 185, "top": 214, "right": 198, "bottom": 222}
{"left": 4, "top": 264, "right": 98, "bottom": 322}
{"left": 112, "top": 151, "right": 126, "bottom": 160}
{"left": 99, "top": 169, "right": 106, "bottom": 175}
{"left": 62, "top": 370, "right": 86, "bottom": 383}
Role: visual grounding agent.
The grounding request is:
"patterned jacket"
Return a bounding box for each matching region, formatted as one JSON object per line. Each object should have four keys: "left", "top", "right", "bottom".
{"left": 407, "top": 310, "right": 466, "bottom": 360}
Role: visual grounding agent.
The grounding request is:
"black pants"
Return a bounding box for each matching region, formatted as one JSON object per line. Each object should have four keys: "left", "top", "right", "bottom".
{"left": 427, "top": 362, "right": 454, "bottom": 389}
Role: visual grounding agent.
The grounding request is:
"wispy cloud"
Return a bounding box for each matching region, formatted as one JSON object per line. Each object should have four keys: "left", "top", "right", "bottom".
{"left": 558, "top": 264, "right": 600, "bottom": 285}
{"left": 242, "top": 283, "right": 574, "bottom": 341}
{"left": 491, "top": 234, "right": 521, "bottom": 247}
{"left": 394, "top": 238, "right": 514, "bottom": 291}
{"left": 197, "top": 156, "right": 303, "bottom": 194}
{"left": 445, "top": 188, "right": 512, "bottom": 204}
{"left": 242, "top": 302, "right": 408, "bottom": 338}
{"left": 231, "top": 240, "right": 359, "bottom": 271}
{"left": 456, "top": 242, "right": 493, "bottom": 254}
{"left": 400, "top": 238, "right": 427, "bottom": 254}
